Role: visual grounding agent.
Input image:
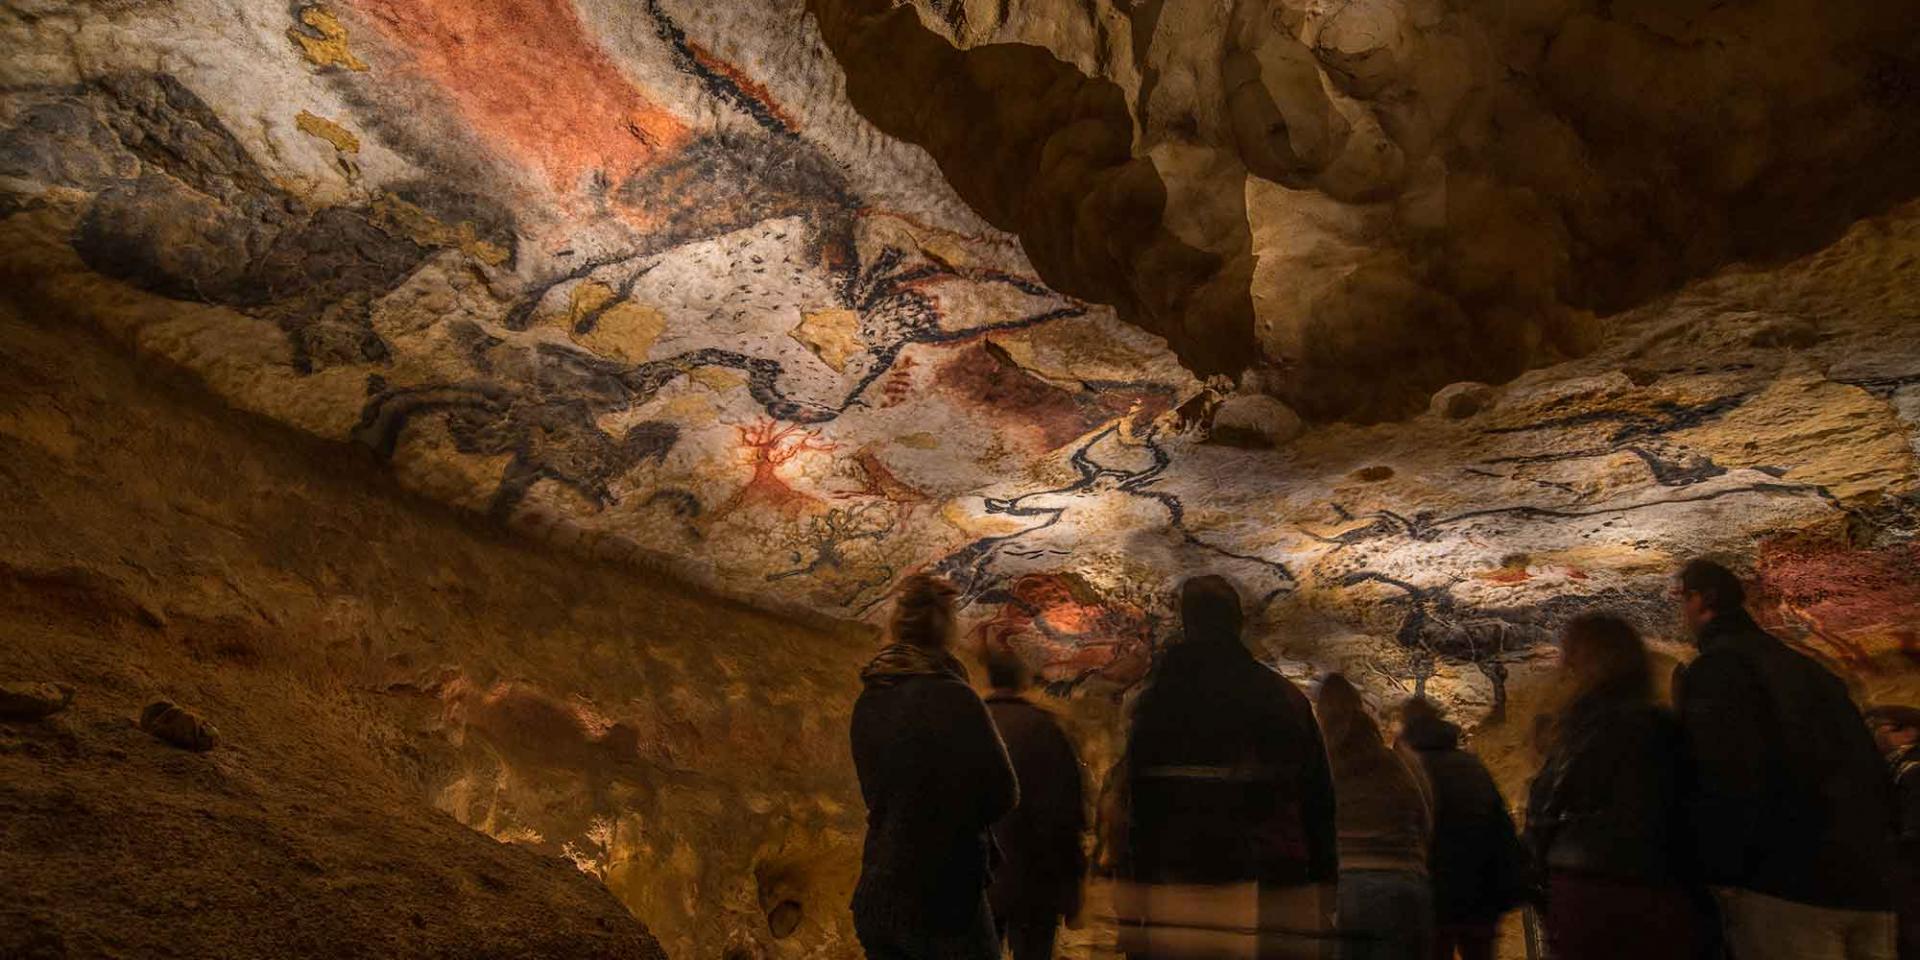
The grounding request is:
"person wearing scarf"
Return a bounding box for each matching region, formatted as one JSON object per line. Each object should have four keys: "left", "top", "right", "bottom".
{"left": 850, "top": 574, "right": 1018, "bottom": 960}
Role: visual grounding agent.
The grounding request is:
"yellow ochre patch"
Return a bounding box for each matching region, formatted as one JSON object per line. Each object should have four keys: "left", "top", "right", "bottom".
{"left": 295, "top": 111, "right": 360, "bottom": 153}
{"left": 288, "top": 7, "right": 369, "bottom": 72}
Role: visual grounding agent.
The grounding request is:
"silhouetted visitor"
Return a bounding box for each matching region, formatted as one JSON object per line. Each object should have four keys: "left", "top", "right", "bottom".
{"left": 1116, "top": 575, "right": 1337, "bottom": 959}
{"left": 850, "top": 574, "right": 1018, "bottom": 960}
{"left": 1395, "top": 698, "right": 1527, "bottom": 960}
{"left": 1864, "top": 705, "right": 1919, "bottom": 960}
{"left": 981, "top": 646, "right": 1087, "bottom": 960}
{"left": 1672, "top": 559, "right": 1896, "bottom": 960}
{"left": 1318, "top": 674, "right": 1433, "bottom": 960}
{"left": 1524, "top": 613, "right": 1695, "bottom": 960}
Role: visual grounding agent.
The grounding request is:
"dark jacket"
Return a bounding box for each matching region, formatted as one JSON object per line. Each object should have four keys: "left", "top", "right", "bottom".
{"left": 1401, "top": 715, "right": 1528, "bottom": 924}
{"left": 1122, "top": 637, "right": 1338, "bottom": 886}
{"left": 985, "top": 694, "right": 1087, "bottom": 923}
{"left": 1895, "top": 744, "right": 1920, "bottom": 869}
{"left": 851, "top": 645, "right": 1019, "bottom": 934}
{"left": 1525, "top": 681, "right": 1690, "bottom": 885}
{"left": 1674, "top": 611, "right": 1895, "bottom": 909}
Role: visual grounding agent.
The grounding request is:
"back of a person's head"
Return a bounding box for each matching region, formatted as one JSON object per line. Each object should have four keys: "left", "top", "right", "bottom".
{"left": 1561, "top": 612, "right": 1652, "bottom": 702}
{"left": 891, "top": 573, "right": 956, "bottom": 649}
{"left": 1180, "top": 575, "right": 1244, "bottom": 644}
{"left": 1677, "top": 558, "right": 1747, "bottom": 616}
{"left": 982, "top": 644, "right": 1031, "bottom": 692}
{"left": 1316, "top": 673, "right": 1384, "bottom": 761}
{"left": 1397, "top": 696, "right": 1449, "bottom": 745}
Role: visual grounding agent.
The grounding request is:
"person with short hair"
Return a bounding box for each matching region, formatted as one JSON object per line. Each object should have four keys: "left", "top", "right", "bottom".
{"left": 1864, "top": 704, "right": 1920, "bottom": 959}
{"left": 1395, "top": 698, "right": 1527, "bottom": 960}
{"left": 1525, "top": 613, "right": 1697, "bottom": 960}
{"left": 981, "top": 646, "right": 1087, "bottom": 960}
{"left": 1672, "top": 559, "right": 1897, "bottom": 960}
{"left": 850, "top": 574, "right": 1018, "bottom": 960}
{"left": 1116, "top": 575, "right": 1337, "bottom": 960}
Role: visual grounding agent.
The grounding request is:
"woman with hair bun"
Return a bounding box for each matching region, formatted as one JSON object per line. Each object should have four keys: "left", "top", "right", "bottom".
{"left": 850, "top": 574, "right": 1018, "bottom": 960}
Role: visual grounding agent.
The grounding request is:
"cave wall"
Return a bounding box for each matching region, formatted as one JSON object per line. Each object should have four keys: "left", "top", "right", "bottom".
{"left": 0, "top": 300, "right": 875, "bottom": 958}
{"left": 3, "top": 1, "right": 1919, "bottom": 954}
{"left": 824, "top": 0, "right": 1920, "bottom": 418}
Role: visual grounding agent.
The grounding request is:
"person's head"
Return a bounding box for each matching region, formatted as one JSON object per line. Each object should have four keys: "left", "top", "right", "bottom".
{"left": 890, "top": 574, "right": 957, "bottom": 649}
{"left": 1865, "top": 706, "right": 1920, "bottom": 754}
{"left": 982, "top": 644, "right": 1031, "bottom": 693}
{"left": 1559, "top": 612, "right": 1652, "bottom": 702}
{"left": 1315, "top": 673, "right": 1382, "bottom": 756}
{"left": 1395, "top": 696, "right": 1445, "bottom": 744}
{"left": 1674, "top": 558, "right": 1746, "bottom": 635}
{"left": 1180, "top": 575, "right": 1244, "bottom": 644}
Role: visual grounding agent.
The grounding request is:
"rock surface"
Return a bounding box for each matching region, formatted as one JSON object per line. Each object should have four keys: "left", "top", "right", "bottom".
{"left": 137, "top": 700, "right": 221, "bottom": 752}
{"left": 0, "top": 681, "right": 72, "bottom": 720}
{"left": 1, "top": 0, "right": 1917, "bottom": 956}
{"left": 0, "top": 302, "right": 869, "bottom": 958}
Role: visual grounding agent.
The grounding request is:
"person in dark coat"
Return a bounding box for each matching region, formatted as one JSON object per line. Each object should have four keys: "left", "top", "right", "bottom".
{"left": 1396, "top": 698, "right": 1526, "bottom": 960}
{"left": 981, "top": 646, "right": 1087, "bottom": 960}
{"left": 1525, "top": 613, "right": 1696, "bottom": 960}
{"left": 1116, "top": 575, "right": 1337, "bottom": 960}
{"left": 850, "top": 574, "right": 1019, "bottom": 960}
{"left": 1318, "top": 674, "right": 1433, "bottom": 960}
{"left": 1864, "top": 705, "right": 1920, "bottom": 960}
{"left": 1672, "top": 559, "right": 1897, "bottom": 960}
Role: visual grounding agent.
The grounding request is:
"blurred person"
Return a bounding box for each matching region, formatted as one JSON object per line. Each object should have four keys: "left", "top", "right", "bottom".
{"left": 851, "top": 574, "right": 1018, "bottom": 960}
{"left": 1117, "top": 575, "right": 1338, "bottom": 959}
{"left": 1673, "top": 559, "right": 1896, "bottom": 960}
{"left": 1525, "top": 613, "right": 1696, "bottom": 960}
{"left": 1864, "top": 705, "right": 1920, "bottom": 960}
{"left": 1318, "top": 674, "right": 1433, "bottom": 960}
{"left": 1395, "top": 698, "right": 1527, "bottom": 960}
{"left": 982, "top": 645, "right": 1087, "bottom": 960}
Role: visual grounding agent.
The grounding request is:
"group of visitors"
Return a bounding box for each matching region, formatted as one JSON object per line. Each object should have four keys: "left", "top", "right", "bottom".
{"left": 847, "top": 561, "right": 1914, "bottom": 960}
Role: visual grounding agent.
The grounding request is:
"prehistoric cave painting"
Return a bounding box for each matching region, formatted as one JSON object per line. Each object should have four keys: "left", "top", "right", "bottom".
{"left": 0, "top": 72, "right": 515, "bottom": 373}
{"left": 1753, "top": 534, "right": 1920, "bottom": 668}
{"left": 344, "top": 0, "right": 689, "bottom": 192}
{"left": 767, "top": 501, "right": 902, "bottom": 606}
{"left": 712, "top": 420, "right": 835, "bottom": 521}
{"left": 932, "top": 421, "right": 1297, "bottom": 615}
{"left": 970, "top": 573, "right": 1159, "bottom": 690}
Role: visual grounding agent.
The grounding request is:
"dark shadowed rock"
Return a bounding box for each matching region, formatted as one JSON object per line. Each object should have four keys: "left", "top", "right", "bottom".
{"left": 0, "top": 682, "right": 73, "bottom": 720}
{"left": 138, "top": 701, "right": 219, "bottom": 752}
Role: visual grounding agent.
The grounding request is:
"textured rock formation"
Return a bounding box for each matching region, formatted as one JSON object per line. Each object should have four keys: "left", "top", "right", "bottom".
{"left": 2, "top": 0, "right": 1918, "bottom": 956}
{"left": 0, "top": 303, "right": 870, "bottom": 958}
{"left": 828, "top": 0, "right": 1920, "bottom": 419}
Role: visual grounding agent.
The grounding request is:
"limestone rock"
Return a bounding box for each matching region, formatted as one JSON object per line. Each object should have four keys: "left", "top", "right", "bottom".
{"left": 1429, "top": 381, "right": 1495, "bottom": 419}
{"left": 0, "top": 682, "right": 73, "bottom": 720}
{"left": 1207, "top": 394, "right": 1305, "bottom": 448}
{"left": 139, "top": 701, "right": 220, "bottom": 752}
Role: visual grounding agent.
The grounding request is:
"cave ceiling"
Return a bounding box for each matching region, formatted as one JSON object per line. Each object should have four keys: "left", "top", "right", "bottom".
{"left": 2, "top": 0, "right": 1918, "bottom": 712}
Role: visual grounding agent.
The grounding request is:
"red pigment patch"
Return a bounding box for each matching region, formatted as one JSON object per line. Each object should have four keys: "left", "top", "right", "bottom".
{"left": 1480, "top": 566, "right": 1532, "bottom": 584}
{"left": 973, "top": 573, "right": 1155, "bottom": 687}
{"left": 1753, "top": 536, "right": 1920, "bottom": 668}
{"left": 935, "top": 343, "right": 1171, "bottom": 451}
{"left": 685, "top": 41, "right": 798, "bottom": 131}
{"left": 710, "top": 419, "right": 834, "bottom": 520}
{"left": 352, "top": 0, "right": 687, "bottom": 192}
